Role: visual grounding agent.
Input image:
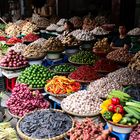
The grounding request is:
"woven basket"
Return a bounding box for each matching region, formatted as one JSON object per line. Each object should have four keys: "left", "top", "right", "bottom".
{"left": 17, "top": 109, "right": 74, "bottom": 140}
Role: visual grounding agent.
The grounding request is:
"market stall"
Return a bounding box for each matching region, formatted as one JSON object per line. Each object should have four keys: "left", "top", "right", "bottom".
{"left": 0, "top": 13, "right": 140, "bottom": 140}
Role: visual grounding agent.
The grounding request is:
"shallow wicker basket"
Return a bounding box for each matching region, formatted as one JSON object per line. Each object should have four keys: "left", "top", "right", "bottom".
{"left": 17, "top": 109, "right": 74, "bottom": 140}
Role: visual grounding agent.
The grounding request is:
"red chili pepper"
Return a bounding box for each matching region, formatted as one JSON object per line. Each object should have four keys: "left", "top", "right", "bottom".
{"left": 107, "top": 104, "right": 115, "bottom": 112}
{"left": 114, "top": 105, "right": 124, "bottom": 114}
{"left": 111, "top": 97, "right": 120, "bottom": 105}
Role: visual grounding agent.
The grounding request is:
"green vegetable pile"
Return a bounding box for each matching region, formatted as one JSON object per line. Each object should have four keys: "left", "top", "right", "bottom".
{"left": 0, "top": 24, "right": 6, "bottom": 30}
{"left": 0, "top": 43, "right": 8, "bottom": 54}
{"left": 69, "top": 51, "right": 98, "bottom": 65}
{"left": 52, "top": 64, "right": 77, "bottom": 73}
{"left": 17, "top": 64, "right": 56, "bottom": 88}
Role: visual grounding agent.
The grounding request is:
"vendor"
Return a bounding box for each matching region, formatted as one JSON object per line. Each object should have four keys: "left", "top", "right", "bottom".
{"left": 57, "top": 20, "right": 74, "bottom": 40}
{"left": 63, "top": 20, "right": 74, "bottom": 36}
{"left": 110, "top": 25, "right": 131, "bottom": 49}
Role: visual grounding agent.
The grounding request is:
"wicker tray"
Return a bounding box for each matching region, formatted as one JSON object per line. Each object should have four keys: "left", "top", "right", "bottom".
{"left": 17, "top": 109, "right": 74, "bottom": 140}
{"left": 61, "top": 103, "right": 100, "bottom": 117}
{"left": 0, "top": 64, "right": 29, "bottom": 70}
{"left": 49, "top": 64, "right": 77, "bottom": 75}
{"left": 44, "top": 87, "right": 74, "bottom": 97}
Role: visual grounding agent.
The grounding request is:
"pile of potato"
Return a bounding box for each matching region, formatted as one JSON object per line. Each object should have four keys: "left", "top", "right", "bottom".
{"left": 93, "top": 38, "right": 111, "bottom": 53}
{"left": 128, "top": 51, "right": 140, "bottom": 70}
{"left": 43, "top": 37, "right": 64, "bottom": 51}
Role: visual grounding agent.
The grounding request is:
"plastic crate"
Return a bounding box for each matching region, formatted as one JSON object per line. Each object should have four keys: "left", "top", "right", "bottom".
{"left": 5, "top": 77, "right": 17, "bottom": 92}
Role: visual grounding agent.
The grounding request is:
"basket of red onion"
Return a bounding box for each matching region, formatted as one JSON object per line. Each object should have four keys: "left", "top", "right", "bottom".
{"left": 6, "top": 84, "right": 50, "bottom": 118}
{"left": 0, "top": 50, "right": 29, "bottom": 70}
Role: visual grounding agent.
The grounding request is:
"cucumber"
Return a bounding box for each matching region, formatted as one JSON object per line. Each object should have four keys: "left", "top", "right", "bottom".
{"left": 126, "top": 102, "right": 140, "bottom": 108}
{"left": 125, "top": 114, "right": 134, "bottom": 118}
{"left": 124, "top": 106, "right": 140, "bottom": 120}
{"left": 131, "top": 118, "right": 138, "bottom": 124}
{"left": 126, "top": 105, "right": 140, "bottom": 113}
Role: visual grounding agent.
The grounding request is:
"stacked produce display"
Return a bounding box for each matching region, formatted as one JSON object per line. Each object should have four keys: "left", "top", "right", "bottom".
{"left": 45, "top": 76, "right": 81, "bottom": 96}
{"left": 0, "top": 122, "right": 18, "bottom": 139}
{"left": 0, "top": 50, "right": 28, "bottom": 69}
{"left": 69, "top": 50, "right": 98, "bottom": 65}
{"left": 0, "top": 13, "right": 140, "bottom": 140}
{"left": 17, "top": 64, "right": 55, "bottom": 88}
{"left": 50, "top": 63, "right": 77, "bottom": 74}
{"left": 17, "top": 109, "right": 73, "bottom": 139}
{"left": 7, "top": 84, "right": 50, "bottom": 117}
{"left": 69, "top": 65, "right": 99, "bottom": 82}
{"left": 101, "top": 90, "right": 140, "bottom": 128}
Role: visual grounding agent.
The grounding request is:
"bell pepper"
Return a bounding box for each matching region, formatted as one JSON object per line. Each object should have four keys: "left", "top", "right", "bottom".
{"left": 114, "top": 105, "right": 124, "bottom": 114}
{"left": 111, "top": 97, "right": 120, "bottom": 105}
{"left": 100, "top": 99, "right": 112, "bottom": 109}
{"left": 100, "top": 108, "right": 108, "bottom": 114}
{"left": 112, "top": 113, "right": 122, "bottom": 123}
{"left": 103, "top": 111, "right": 113, "bottom": 120}
{"left": 108, "top": 104, "right": 115, "bottom": 112}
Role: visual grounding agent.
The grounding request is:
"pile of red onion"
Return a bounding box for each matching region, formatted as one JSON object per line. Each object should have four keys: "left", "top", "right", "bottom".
{"left": 129, "top": 124, "right": 140, "bottom": 140}
{"left": 0, "top": 50, "right": 28, "bottom": 67}
{"left": 7, "top": 84, "right": 50, "bottom": 117}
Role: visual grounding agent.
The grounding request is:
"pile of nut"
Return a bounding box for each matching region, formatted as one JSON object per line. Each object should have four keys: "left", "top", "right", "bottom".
{"left": 23, "top": 38, "right": 47, "bottom": 58}
{"left": 22, "top": 22, "right": 38, "bottom": 35}
{"left": 107, "top": 47, "right": 133, "bottom": 63}
{"left": 70, "top": 16, "right": 82, "bottom": 28}
{"left": 127, "top": 27, "right": 140, "bottom": 36}
{"left": 32, "top": 14, "right": 50, "bottom": 28}
{"left": 61, "top": 34, "right": 81, "bottom": 46}
{"left": 46, "top": 24, "right": 59, "bottom": 31}
{"left": 91, "top": 26, "right": 109, "bottom": 35}
{"left": 107, "top": 67, "right": 140, "bottom": 86}
{"left": 5, "top": 23, "right": 21, "bottom": 37}
{"left": 128, "top": 51, "right": 140, "bottom": 70}
{"left": 8, "top": 43, "right": 27, "bottom": 53}
{"left": 71, "top": 29, "right": 95, "bottom": 41}
{"left": 56, "top": 18, "right": 67, "bottom": 26}
{"left": 88, "top": 77, "right": 123, "bottom": 98}
{"left": 56, "top": 26, "right": 65, "bottom": 33}
{"left": 43, "top": 37, "right": 64, "bottom": 51}
{"left": 82, "top": 17, "right": 95, "bottom": 31}
{"left": 61, "top": 90, "right": 102, "bottom": 115}
{"left": 95, "top": 16, "right": 106, "bottom": 25}
{"left": 93, "top": 38, "right": 111, "bottom": 53}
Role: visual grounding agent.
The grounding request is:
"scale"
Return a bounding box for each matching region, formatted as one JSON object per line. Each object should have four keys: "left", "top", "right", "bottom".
{"left": 105, "top": 125, "right": 129, "bottom": 140}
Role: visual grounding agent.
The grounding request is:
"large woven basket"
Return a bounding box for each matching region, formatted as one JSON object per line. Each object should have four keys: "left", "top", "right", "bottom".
{"left": 17, "top": 109, "right": 74, "bottom": 140}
